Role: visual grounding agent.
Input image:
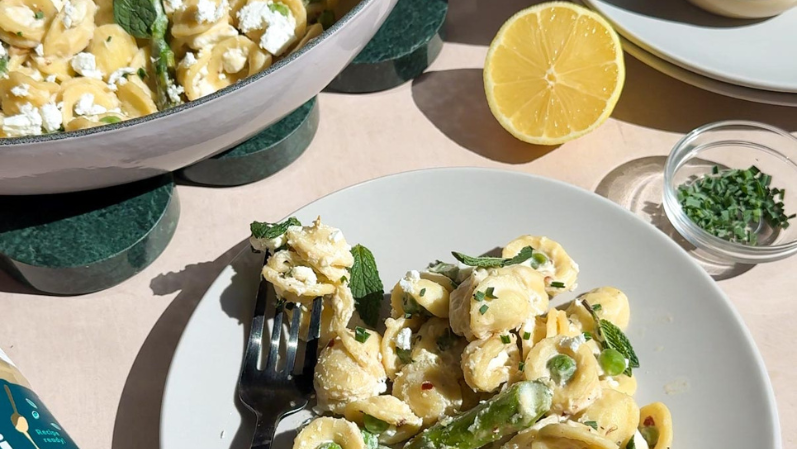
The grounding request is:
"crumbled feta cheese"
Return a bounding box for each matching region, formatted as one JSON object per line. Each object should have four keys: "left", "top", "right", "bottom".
{"left": 250, "top": 231, "right": 286, "bottom": 252}
{"left": 399, "top": 270, "right": 421, "bottom": 293}
{"left": 0, "top": 44, "right": 6, "bottom": 57}
{"left": 107, "top": 67, "right": 135, "bottom": 89}
{"left": 632, "top": 430, "right": 650, "bottom": 449}
{"left": 10, "top": 84, "right": 29, "bottom": 97}
{"left": 218, "top": 72, "right": 226, "bottom": 80}
{"left": 373, "top": 379, "right": 387, "bottom": 396}
{"left": 606, "top": 376, "right": 620, "bottom": 388}
{"left": 196, "top": 0, "right": 226, "bottom": 23}
{"left": 328, "top": 229, "right": 344, "bottom": 244}
{"left": 2, "top": 103, "right": 42, "bottom": 136}
{"left": 395, "top": 328, "right": 412, "bottom": 350}
{"left": 560, "top": 334, "right": 586, "bottom": 353}
{"left": 179, "top": 52, "right": 197, "bottom": 69}
{"left": 221, "top": 47, "right": 247, "bottom": 73}
{"left": 62, "top": 0, "right": 82, "bottom": 28}
{"left": 39, "top": 102, "right": 62, "bottom": 133}
{"left": 45, "top": 75, "right": 57, "bottom": 83}
{"left": 34, "top": 44, "right": 43, "bottom": 56}
{"left": 486, "top": 350, "right": 509, "bottom": 371}
{"left": 164, "top": 0, "right": 184, "bottom": 13}
{"left": 237, "top": 1, "right": 297, "bottom": 56}
{"left": 167, "top": 83, "right": 184, "bottom": 103}
{"left": 70, "top": 53, "right": 103, "bottom": 79}
{"left": 290, "top": 266, "right": 317, "bottom": 285}
{"left": 74, "top": 93, "right": 107, "bottom": 116}
{"left": 192, "top": 65, "right": 215, "bottom": 97}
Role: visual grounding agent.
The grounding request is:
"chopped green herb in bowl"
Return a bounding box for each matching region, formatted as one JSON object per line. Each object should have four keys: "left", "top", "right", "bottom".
{"left": 663, "top": 121, "right": 797, "bottom": 263}
{"left": 677, "top": 165, "right": 794, "bottom": 245}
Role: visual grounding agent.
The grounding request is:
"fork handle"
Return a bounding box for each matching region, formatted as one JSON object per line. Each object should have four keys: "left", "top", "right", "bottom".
{"left": 251, "top": 416, "right": 277, "bottom": 449}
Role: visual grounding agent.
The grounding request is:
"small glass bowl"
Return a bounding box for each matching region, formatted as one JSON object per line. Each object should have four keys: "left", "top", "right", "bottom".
{"left": 663, "top": 121, "right": 797, "bottom": 264}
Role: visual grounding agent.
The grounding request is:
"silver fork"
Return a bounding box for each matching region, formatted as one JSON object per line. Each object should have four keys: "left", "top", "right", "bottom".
{"left": 238, "top": 260, "right": 323, "bottom": 449}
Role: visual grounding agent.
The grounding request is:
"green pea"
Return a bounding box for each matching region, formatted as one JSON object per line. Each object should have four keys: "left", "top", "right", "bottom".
{"left": 532, "top": 252, "right": 548, "bottom": 265}
{"left": 640, "top": 426, "right": 659, "bottom": 448}
{"left": 547, "top": 354, "right": 577, "bottom": 385}
{"left": 599, "top": 348, "right": 627, "bottom": 376}
{"left": 317, "top": 443, "right": 342, "bottom": 449}
{"left": 363, "top": 414, "right": 390, "bottom": 434}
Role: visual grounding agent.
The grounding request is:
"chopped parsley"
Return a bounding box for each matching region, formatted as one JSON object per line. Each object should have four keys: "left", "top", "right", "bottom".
{"left": 137, "top": 67, "right": 147, "bottom": 79}
{"left": 678, "top": 165, "right": 794, "bottom": 245}
{"left": 478, "top": 304, "right": 489, "bottom": 315}
{"left": 354, "top": 326, "right": 370, "bottom": 343}
{"left": 591, "top": 303, "right": 603, "bottom": 312}
{"left": 15, "top": 31, "right": 22, "bottom": 36}
{"left": 584, "top": 421, "right": 598, "bottom": 430}
{"left": 473, "top": 291, "right": 485, "bottom": 302}
{"left": 550, "top": 281, "right": 565, "bottom": 288}
{"left": 396, "top": 348, "right": 413, "bottom": 364}
{"left": 404, "top": 313, "right": 412, "bottom": 319}
{"left": 106, "top": 35, "right": 113, "bottom": 42}
{"left": 518, "top": 361, "right": 525, "bottom": 372}
{"left": 34, "top": 10, "right": 44, "bottom": 19}
{"left": 419, "top": 288, "right": 426, "bottom": 297}
{"left": 523, "top": 331, "right": 531, "bottom": 340}
{"left": 485, "top": 287, "right": 497, "bottom": 299}
{"left": 583, "top": 331, "right": 593, "bottom": 341}
{"left": 500, "top": 334, "right": 511, "bottom": 344}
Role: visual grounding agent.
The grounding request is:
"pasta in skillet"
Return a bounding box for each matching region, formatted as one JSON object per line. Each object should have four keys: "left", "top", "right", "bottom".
{"left": 247, "top": 218, "right": 673, "bottom": 449}
{"left": 0, "top": 0, "right": 350, "bottom": 137}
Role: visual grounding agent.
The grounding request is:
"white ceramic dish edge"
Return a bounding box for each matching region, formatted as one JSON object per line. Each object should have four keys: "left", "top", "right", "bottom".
{"left": 0, "top": 0, "right": 397, "bottom": 195}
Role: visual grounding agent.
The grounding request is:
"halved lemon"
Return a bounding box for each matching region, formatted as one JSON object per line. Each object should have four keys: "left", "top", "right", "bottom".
{"left": 484, "top": 2, "right": 625, "bottom": 145}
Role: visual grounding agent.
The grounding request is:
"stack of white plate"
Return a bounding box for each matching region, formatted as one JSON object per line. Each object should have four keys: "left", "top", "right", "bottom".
{"left": 580, "top": 0, "right": 797, "bottom": 106}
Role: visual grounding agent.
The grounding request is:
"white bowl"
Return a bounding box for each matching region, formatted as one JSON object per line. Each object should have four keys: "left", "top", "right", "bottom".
{"left": 687, "top": 0, "right": 797, "bottom": 18}
{"left": 0, "top": 0, "right": 396, "bottom": 195}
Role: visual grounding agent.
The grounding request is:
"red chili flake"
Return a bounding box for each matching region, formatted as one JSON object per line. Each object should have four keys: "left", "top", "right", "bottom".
{"left": 421, "top": 382, "right": 434, "bottom": 390}
{"left": 327, "top": 340, "right": 335, "bottom": 348}
{"left": 643, "top": 416, "right": 655, "bottom": 427}
{"left": 544, "top": 276, "right": 553, "bottom": 283}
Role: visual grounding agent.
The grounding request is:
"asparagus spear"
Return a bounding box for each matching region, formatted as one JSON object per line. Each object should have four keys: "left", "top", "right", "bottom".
{"left": 113, "top": 0, "right": 182, "bottom": 109}
{"left": 404, "top": 380, "right": 552, "bottom": 449}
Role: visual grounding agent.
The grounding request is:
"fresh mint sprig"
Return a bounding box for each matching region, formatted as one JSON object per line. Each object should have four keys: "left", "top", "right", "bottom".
{"left": 349, "top": 244, "right": 384, "bottom": 327}
{"left": 451, "top": 246, "right": 536, "bottom": 268}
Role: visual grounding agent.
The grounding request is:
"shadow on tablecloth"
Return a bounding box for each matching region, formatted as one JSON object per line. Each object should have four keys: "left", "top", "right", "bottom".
{"left": 111, "top": 241, "right": 248, "bottom": 449}
{"left": 595, "top": 155, "right": 755, "bottom": 280}
{"left": 411, "top": 68, "right": 559, "bottom": 164}
{"left": 613, "top": 56, "right": 797, "bottom": 133}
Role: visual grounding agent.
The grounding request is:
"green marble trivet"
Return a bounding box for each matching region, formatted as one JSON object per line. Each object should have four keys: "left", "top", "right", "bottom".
{"left": 177, "top": 97, "right": 318, "bottom": 186}
{"left": 0, "top": 175, "right": 179, "bottom": 295}
{"left": 326, "top": 0, "right": 448, "bottom": 93}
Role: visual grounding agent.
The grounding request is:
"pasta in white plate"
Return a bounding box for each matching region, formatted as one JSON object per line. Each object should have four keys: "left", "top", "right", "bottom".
{"left": 247, "top": 218, "right": 674, "bottom": 449}
{"left": 0, "top": 0, "right": 349, "bottom": 137}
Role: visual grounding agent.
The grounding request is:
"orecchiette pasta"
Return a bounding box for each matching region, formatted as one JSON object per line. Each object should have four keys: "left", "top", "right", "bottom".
{"left": 576, "top": 388, "right": 640, "bottom": 447}
{"left": 461, "top": 333, "right": 521, "bottom": 392}
{"left": 639, "top": 402, "right": 673, "bottom": 449}
{"left": 523, "top": 335, "right": 601, "bottom": 416}
{"left": 292, "top": 417, "right": 365, "bottom": 449}
{"left": 262, "top": 220, "right": 672, "bottom": 449}
{"left": 314, "top": 328, "right": 386, "bottom": 414}
{"left": 567, "top": 286, "right": 631, "bottom": 332}
{"left": 0, "top": 0, "right": 345, "bottom": 137}
{"left": 450, "top": 265, "right": 547, "bottom": 341}
{"left": 390, "top": 270, "right": 451, "bottom": 319}
{"left": 503, "top": 235, "right": 579, "bottom": 296}
{"left": 392, "top": 358, "right": 463, "bottom": 426}
{"left": 343, "top": 395, "right": 423, "bottom": 445}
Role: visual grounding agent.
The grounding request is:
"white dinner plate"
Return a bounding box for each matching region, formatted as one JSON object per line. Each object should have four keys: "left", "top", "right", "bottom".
{"left": 583, "top": 0, "right": 797, "bottom": 93}
{"left": 160, "top": 168, "right": 781, "bottom": 449}
{"left": 621, "top": 37, "right": 797, "bottom": 107}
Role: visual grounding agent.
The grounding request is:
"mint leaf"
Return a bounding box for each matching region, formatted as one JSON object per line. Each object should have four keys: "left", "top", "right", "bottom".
{"left": 113, "top": 0, "right": 162, "bottom": 38}
{"left": 452, "top": 246, "right": 535, "bottom": 268}
{"left": 0, "top": 56, "right": 9, "bottom": 76}
{"left": 599, "top": 319, "right": 639, "bottom": 375}
{"left": 317, "top": 444, "right": 343, "bottom": 449}
{"left": 584, "top": 420, "right": 598, "bottom": 430}
{"left": 250, "top": 217, "right": 301, "bottom": 239}
{"left": 349, "top": 244, "right": 384, "bottom": 327}
{"left": 427, "top": 260, "right": 460, "bottom": 282}
{"left": 626, "top": 437, "right": 636, "bottom": 449}
{"left": 318, "top": 9, "right": 334, "bottom": 29}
